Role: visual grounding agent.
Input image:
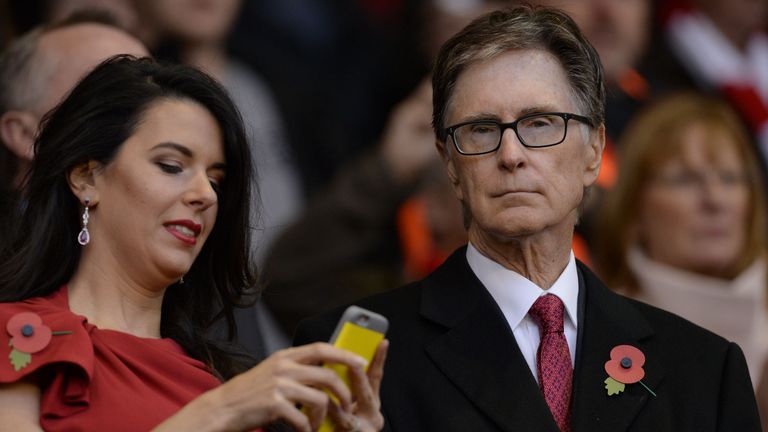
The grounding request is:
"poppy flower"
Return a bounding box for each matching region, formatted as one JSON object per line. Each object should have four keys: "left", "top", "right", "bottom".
{"left": 7, "top": 312, "right": 53, "bottom": 354}
{"left": 604, "top": 344, "right": 645, "bottom": 384}
{"left": 603, "top": 344, "right": 656, "bottom": 397}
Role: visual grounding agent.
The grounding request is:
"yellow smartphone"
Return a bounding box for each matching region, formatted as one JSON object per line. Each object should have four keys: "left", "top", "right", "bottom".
{"left": 319, "top": 306, "right": 388, "bottom": 431}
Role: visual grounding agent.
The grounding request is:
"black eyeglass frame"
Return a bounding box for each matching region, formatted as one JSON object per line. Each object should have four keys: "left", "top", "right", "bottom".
{"left": 444, "top": 112, "right": 594, "bottom": 155}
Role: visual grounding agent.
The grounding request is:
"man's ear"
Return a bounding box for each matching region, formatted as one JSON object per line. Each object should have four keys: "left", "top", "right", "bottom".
{"left": 0, "top": 110, "right": 39, "bottom": 161}
{"left": 583, "top": 124, "right": 605, "bottom": 187}
{"left": 436, "top": 138, "right": 464, "bottom": 201}
{"left": 67, "top": 161, "right": 102, "bottom": 206}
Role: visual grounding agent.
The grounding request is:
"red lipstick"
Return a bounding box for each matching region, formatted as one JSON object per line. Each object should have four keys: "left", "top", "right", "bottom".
{"left": 164, "top": 220, "right": 202, "bottom": 246}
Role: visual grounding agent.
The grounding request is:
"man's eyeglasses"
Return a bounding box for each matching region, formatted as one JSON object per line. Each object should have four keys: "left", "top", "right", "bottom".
{"left": 444, "top": 112, "right": 594, "bottom": 155}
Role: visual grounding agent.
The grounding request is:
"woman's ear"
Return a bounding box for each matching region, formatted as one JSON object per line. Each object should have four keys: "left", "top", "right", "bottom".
{"left": 67, "top": 160, "right": 101, "bottom": 205}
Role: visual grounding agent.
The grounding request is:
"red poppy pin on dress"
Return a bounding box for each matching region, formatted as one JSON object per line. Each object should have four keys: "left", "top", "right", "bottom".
{"left": 7, "top": 312, "right": 71, "bottom": 371}
{"left": 604, "top": 345, "right": 656, "bottom": 397}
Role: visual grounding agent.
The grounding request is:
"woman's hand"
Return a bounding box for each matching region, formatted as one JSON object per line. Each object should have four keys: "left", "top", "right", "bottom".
{"left": 155, "top": 340, "right": 389, "bottom": 432}
{"left": 325, "top": 339, "right": 388, "bottom": 432}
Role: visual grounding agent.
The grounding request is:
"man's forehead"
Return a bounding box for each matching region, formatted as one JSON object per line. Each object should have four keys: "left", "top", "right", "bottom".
{"left": 39, "top": 23, "right": 147, "bottom": 58}
{"left": 34, "top": 23, "right": 148, "bottom": 113}
{"left": 449, "top": 49, "right": 576, "bottom": 119}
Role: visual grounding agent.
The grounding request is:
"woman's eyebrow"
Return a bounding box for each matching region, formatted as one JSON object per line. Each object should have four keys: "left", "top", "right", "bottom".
{"left": 151, "top": 142, "right": 193, "bottom": 157}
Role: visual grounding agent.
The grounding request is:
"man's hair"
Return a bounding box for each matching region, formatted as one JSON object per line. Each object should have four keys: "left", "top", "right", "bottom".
{"left": 432, "top": 5, "right": 605, "bottom": 141}
{"left": 0, "top": 28, "right": 43, "bottom": 113}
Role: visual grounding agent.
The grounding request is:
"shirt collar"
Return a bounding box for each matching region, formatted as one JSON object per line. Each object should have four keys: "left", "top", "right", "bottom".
{"left": 466, "top": 242, "right": 579, "bottom": 331}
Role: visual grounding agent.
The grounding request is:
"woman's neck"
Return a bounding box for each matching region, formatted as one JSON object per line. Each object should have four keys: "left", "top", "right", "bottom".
{"left": 66, "top": 256, "right": 167, "bottom": 339}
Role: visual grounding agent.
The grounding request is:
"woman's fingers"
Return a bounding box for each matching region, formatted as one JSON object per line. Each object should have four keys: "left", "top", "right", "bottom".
{"left": 277, "top": 379, "right": 331, "bottom": 431}
{"left": 270, "top": 399, "right": 312, "bottom": 432}
{"left": 283, "top": 342, "right": 368, "bottom": 369}
{"left": 349, "top": 362, "right": 376, "bottom": 412}
{"left": 326, "top": 398, "right": 362, "bottom": 432}
{"left": 367, "top": 339, "right": 389, "bottom": 397}
{"left": 280, "top": 362, "right": 353, "bottom": 411}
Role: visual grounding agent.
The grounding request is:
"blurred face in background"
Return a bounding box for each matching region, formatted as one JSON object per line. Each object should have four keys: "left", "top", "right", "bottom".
{"left": 138, "top": 0, "right": 241, "bottom": 44}
{"left": 636, "top": 122, "right": 750, "bottom": 278}
{"left": 534, "top": 0, "right": 649, "bottom": 82}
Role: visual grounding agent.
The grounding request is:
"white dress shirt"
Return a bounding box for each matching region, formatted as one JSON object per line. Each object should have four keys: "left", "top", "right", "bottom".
{"left": 466, "top": 243, "right": 579, "bottom": 383}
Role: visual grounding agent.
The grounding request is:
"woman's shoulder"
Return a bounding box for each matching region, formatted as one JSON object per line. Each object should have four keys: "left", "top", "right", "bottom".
{"left": 0, "top": 286, "right": 93, "bottom": 383}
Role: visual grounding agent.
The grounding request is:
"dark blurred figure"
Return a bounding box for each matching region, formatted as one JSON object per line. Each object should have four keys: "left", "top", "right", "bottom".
{"left": 0, "top": 0, "right": 13, "bottom": 49}
{"left": 230, "top": 0, "right": 426, "bottom": 194}
{"left": 0, "top": 13, "right": 147, "bottom": 247}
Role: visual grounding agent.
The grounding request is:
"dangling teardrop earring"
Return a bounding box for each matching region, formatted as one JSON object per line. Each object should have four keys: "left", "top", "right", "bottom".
{"left": 77, "top": 198, "right": 91, "bottom": 246}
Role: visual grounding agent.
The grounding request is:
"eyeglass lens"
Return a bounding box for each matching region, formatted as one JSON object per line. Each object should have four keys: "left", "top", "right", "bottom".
{"left": 454, "top": 114, "right": 567, "bottom": 153}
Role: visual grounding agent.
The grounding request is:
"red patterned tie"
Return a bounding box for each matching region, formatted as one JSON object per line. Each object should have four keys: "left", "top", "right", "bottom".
{"left": 529, "top": 294, "right": 572, "bottom": 432}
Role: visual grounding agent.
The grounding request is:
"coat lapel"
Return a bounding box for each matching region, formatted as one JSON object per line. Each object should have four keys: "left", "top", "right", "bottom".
{"left": 571, "top": 263, "right": 665, "bottom": 432}
{"left": 419, "top": 249, "right": 560, "bottom": 432}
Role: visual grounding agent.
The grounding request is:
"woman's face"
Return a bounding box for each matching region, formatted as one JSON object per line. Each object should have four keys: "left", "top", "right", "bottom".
{"left": 636, "top": 123, "right": 750, "bottom": 277}
{"left": 87, "top": 98, "right": 225, "bottom": 284}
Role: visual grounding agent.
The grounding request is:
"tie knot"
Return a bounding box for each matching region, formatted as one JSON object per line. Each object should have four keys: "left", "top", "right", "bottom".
{"left": 529, "top": 294, "right": 565, "bottom": 335}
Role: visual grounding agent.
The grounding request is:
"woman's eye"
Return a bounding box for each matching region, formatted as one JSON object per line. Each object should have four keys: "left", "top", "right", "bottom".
{"left": 209, "top": 179, "right": 222, "bottom": 195}
{"left": 157, "top": 162, "right": 182, "bottom": 174}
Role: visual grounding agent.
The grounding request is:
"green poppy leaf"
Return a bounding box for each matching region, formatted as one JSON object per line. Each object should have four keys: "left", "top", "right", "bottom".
{"left": 605, "top": 376, "right": 626, "bottom": 396}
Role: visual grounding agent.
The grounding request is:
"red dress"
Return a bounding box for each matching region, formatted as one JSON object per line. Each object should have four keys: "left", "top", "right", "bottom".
{"left": 0, "top": 287, "right": 222, "bottom": 431}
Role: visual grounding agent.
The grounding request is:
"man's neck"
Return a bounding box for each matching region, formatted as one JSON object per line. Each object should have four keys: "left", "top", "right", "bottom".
{"left": 468, "top": 223, "right": 573, "bottom": 289}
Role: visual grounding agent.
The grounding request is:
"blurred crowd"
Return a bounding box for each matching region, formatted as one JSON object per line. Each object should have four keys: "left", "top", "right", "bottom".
{"left": 2, "top": 0, "right": 768, "bottom": 424}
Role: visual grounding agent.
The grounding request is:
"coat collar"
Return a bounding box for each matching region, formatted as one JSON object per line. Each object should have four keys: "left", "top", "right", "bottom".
{"left": 418, "top": 247, "right": 664, "bottom": 432}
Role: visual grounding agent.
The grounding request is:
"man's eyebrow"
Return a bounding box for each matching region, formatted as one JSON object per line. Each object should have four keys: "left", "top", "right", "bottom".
{"left": 455, "top": 112, "right": 502, "bottom": 123}
{"left": 519, "top": 105, "right": 561, "bottom": 115}
{"left": 454, "top": 105, "right": 565, "bottom": 124}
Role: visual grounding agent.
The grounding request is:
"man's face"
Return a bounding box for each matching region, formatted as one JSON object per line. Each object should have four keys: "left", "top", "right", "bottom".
{"left": 439, "top": 49, "right": 603, "bottom": 244}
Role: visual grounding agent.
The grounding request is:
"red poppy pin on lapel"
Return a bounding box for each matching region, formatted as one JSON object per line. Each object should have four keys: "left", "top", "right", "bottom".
{"left": 7, "top": 312, "right": 71, "bottom": 371}
{"left": 604, "top": 345, "right": 656, "bottom": 397}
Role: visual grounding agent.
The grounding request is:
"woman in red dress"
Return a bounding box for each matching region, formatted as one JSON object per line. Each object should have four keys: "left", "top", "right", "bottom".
{"left": 0, "top": 55, "right": 386, "bottom": 431}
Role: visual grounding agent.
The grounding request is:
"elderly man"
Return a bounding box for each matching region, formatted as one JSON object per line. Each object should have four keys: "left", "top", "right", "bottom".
{"left": 296, "top": 6, "right": 760, "bottom": 431}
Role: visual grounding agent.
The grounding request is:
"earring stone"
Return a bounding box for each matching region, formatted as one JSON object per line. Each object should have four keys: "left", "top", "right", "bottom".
{"left": 78, "top": 198, "right": 91, "bottom": 246}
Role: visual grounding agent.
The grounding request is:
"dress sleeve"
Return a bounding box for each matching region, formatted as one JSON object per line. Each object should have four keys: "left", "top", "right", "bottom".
{"left": 0, "top": 298, "right": 94, "bottom": 418}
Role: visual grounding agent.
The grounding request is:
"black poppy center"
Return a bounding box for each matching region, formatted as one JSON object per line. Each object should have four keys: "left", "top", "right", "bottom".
{"left": 620, "top": 357, "right": 633, "bottom": 369}
{"left": 21, "top": 324, "right": 34, "bottom": 337}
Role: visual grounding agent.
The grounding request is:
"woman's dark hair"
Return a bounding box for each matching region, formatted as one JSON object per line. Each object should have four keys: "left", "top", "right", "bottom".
{"left": 0, "top": 55, "right": 257, "bottom": 379}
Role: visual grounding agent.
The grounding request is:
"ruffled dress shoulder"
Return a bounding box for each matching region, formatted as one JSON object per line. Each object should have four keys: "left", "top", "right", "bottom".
{"left": 0, "top": 286, "right": 222, "bottom": 431}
